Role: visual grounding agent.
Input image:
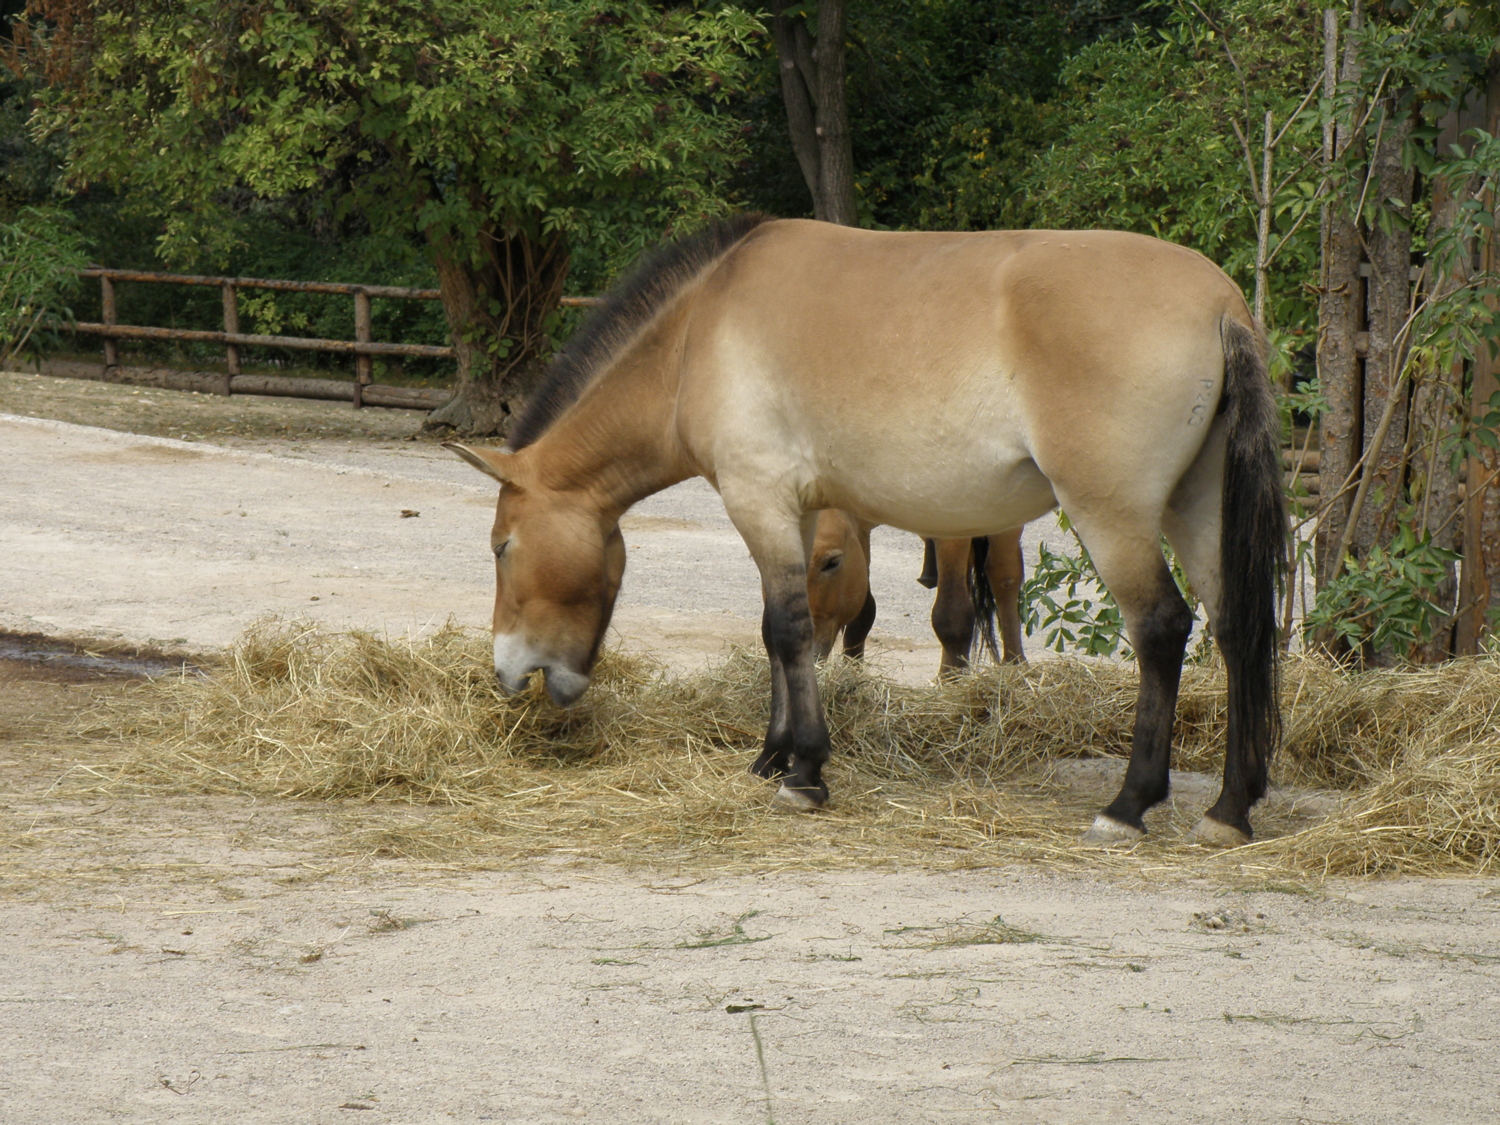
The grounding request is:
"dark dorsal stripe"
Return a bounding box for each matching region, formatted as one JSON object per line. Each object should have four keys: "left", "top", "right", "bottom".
{"left": 508, "top": 212, "right": 775, "bottom": 450}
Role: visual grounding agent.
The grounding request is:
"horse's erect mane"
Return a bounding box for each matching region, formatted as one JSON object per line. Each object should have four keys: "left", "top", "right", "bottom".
{"left": 507, "top": 212, "right": 775, "bottom": 450}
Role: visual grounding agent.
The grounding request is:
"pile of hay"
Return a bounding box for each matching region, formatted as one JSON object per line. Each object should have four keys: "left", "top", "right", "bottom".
{"left": 82, "top": 619, "right": 1500, "bottom": 875}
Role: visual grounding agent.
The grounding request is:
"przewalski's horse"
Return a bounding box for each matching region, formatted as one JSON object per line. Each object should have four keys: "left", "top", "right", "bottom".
{"left": 447, "top": 216, "right": 1285, "bottom": 846}
{"left": 806, "top": 510, "right": 878, "bottom": 661}
{"left": 808, "top": 512, "right": 1026, "bottom": 670}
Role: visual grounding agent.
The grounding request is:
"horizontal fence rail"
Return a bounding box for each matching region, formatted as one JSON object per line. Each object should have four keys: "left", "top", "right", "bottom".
{"left": 72, "top": 267, "right": 603, "bottom": 410}
{"left": 79, "top": 268, "right": 605, "bottom": 306}
{"left": 71, "top": 321, "right": 457, "bottom": 359}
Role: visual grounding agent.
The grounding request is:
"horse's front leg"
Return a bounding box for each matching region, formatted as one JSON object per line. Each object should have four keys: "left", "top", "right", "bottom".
{"left": 731, "top": 502, "right": 832, "bottom": 807}
{"left": 760, "top": 562, "right": 832, "bottom": 807}
{"left": 750, "top": 653, "right": 793, "bottom": 780}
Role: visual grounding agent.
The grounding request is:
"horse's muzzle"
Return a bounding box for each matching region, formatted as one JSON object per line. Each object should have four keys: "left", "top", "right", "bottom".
{"left": 493, "top": 634, "right": 590, "bottom": 707}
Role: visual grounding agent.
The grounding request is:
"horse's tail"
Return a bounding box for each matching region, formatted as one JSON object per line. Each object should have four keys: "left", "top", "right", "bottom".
{"left": 1217, "top": 317, "right": 1287, "bottom": 810}
{"left": 969, "top": 536, "right": 1002, "bottom": 663}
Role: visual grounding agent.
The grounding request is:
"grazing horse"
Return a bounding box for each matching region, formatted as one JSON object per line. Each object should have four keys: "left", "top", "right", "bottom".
{"left": 447, "top": 216, "right": 1285, "bottom": 845}
{"left": 806, "top": 510, "right": 878, "bottom": 661}
{"left": 807, "top": 512, "right": 1026, "bottom": 671}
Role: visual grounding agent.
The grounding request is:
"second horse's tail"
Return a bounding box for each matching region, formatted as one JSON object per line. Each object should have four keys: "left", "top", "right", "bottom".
{"left": 969, "top": 536, "right": 1001, "bottom": 663}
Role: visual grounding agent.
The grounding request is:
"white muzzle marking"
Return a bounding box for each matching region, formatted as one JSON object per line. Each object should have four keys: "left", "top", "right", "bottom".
{"left": 493, "top": 632, "right": 590, "bottom": 706}
{"left": 493, "top": 632, "right": 546, "bottom": 694}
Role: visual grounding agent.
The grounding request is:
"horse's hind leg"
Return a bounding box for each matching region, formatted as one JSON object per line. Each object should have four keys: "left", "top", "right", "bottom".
{"left": 1064, "top": 514, "right": 1194, "bottom": 843}
{"left": 1163, "top": 422, "right": 1266, "bottom": 845}
{"left": 986, "top": 528, "right": 1027, "bottom": 664}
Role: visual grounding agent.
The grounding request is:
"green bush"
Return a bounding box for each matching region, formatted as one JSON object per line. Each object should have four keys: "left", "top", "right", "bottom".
{"left": 0, "top": 207, "right": 90, "bottom": 368}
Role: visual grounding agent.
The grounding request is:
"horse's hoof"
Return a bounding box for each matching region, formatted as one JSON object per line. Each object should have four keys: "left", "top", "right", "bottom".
{"left": 1081, "top": 814, "right": 1145, "bottom": 845}
{"left": 773, "top": 785, "right": 825, "bottom": 812}
{"left": 1190, "top": 816, "right": 1252, "bottom": 847}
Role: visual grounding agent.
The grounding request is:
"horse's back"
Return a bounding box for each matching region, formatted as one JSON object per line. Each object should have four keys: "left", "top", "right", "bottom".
{"left": 678, "top": 221, "right": 1249, "bottom": 537}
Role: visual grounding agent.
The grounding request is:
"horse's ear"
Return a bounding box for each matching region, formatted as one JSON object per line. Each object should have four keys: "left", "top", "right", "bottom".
{"left": 443, "top": 442, "right": 518, "bottom": 486}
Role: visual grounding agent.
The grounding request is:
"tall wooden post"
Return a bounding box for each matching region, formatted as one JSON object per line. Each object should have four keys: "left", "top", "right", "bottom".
{"left": 100, "top": 274, "right": 118, "bottom": 379}
{"left": 220, "top": 282, "right": 239, "bottom": 397}
{"left": 353, "top": 289, "right": 372, "bottom": 409}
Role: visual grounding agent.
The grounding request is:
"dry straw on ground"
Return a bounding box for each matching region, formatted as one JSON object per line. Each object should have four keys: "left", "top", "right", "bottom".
{"left": 78, "top": 619, "right": 1500, "bottom": 876}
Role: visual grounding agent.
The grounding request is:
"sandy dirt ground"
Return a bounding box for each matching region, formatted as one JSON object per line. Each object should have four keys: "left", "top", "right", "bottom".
{"left": 3, "top": 372, "right": 1499, "bottom": 1124}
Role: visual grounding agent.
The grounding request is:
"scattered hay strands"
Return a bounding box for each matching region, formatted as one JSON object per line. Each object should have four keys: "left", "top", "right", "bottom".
{"left": 75, "top": 619, "right": 1500, "bottom": 877}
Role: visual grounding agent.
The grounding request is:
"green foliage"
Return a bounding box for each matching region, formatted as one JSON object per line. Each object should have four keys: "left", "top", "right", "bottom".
{"left": 1306, "top": 524, "right": 1463, "bottom": 659}
{"left": 21, "top": 0, "right": 759, "bottom": 278}
{"left": 0, "top": 86, "right": 66, "bottom": 217}
{"left": 1019, "top": 538, "right": 1131, "bottom": 657}
{"left": 1023, "top": 0, "right": 1325, "bottom": 328}
{"left": 1017, "top": 513, "right": 1221, "bottom": 662}
{"left": 733, "top": 0, "right": 1157, "bottom": 230}
{"left": 0, "top": 206, "right": 89, "bottom": 366}
{"left": 847, "top": 0, "right": 1077, "bottom": 230}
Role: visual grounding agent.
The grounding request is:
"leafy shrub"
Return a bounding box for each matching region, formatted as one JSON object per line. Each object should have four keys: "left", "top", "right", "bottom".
{"left": 0, "top": 206, "right": 89, "bottom": 367}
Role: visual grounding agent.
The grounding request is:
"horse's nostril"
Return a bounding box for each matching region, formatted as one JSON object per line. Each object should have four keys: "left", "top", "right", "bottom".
{"left": 494, "top": 665, "right": 541, "bottom": 695}
{"left": 542, "top": 665, "right": 591, "bottom": 707}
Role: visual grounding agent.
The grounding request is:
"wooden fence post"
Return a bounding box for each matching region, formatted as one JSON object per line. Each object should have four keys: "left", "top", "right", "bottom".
{"left": 100, "top": 275, "right": 118, "bottom": 379}
{"left": 220, "top": 282, "right": 239, "bottom": 397}
{"left": 353, "top": 289, "right": 372, "bottom": 409}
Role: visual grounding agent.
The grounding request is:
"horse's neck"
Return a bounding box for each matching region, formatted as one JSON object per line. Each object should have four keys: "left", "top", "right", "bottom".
{"left": 530, "top": 317, "right": 691, "bottom": 519}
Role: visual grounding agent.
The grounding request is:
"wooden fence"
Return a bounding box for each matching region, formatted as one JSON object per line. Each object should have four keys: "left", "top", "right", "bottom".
{"left": 68, "top": 268, "right": 600, "bottom": 410}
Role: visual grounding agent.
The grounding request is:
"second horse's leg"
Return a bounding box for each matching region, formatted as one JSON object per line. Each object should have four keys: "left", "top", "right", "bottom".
{"left": 931, "top": 538, "right": 976, "bottom": 676}
{"left": 987, "top": 528, "right": 1027, "bottom": 664}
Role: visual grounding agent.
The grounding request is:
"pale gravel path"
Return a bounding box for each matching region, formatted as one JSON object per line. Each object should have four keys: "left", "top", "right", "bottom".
{"left": 3, "top": 840, "right": 1497, "bottom": 1125}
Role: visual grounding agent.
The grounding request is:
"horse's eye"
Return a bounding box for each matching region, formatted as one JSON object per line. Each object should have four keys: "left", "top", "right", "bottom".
{"left": 494, "top": 540, "right": 509, "bottom": 559}
{"left": 820, "top": 555, "right": 842, "bottom": 573}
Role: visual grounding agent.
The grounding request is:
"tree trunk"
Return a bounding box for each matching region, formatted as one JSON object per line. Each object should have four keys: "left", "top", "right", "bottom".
{"left": 1410, "top": 77, "right": 1498, "bottom": 660}
{"left": 769, "top": 0, "right": 857, "bottom": 226}
{"left": 423, "top": 223, "right": 568, "bottom": 437}
{"left": 1350, "top": 104, "right": 1414, "bottom": 564}
{"left": 1456, "top": 56, "right": 1500, "bottom": 653}
{"left": 1409, "top": 177, "right": 1467, "bottom": 661}
{"left": 1314, "top": 3, "right": 1364, "bottom": 596}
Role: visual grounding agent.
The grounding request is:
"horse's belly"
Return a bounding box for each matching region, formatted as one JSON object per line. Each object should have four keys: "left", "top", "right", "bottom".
{"left": 819, "top": 446, "right": 1058, "bottom": 539}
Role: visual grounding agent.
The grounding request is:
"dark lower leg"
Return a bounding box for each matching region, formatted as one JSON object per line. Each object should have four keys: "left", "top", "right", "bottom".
{"left": 761, "top": 582, "right": 831, "bottom": 803}
{"left": 1202, "top": 641, "right": 1271, "bottom": 838}
{"left": 917, "top": 538, "right": 939, "bottom": 589}
{"left": 1101, "top": 586, "right": 1193, "bottom": 833}
{"left": 750, "top": 655, "right": 792, "bottom": 780}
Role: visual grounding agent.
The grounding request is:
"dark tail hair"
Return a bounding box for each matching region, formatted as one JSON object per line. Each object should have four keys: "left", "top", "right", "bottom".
{"left": 1217, "top": 318, "right": 1287, "bottom": 813}
{"left": 968, "top": 536, "right": 1001, "bottom": 663}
